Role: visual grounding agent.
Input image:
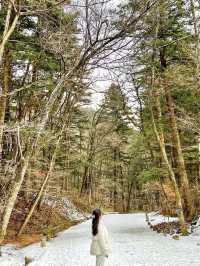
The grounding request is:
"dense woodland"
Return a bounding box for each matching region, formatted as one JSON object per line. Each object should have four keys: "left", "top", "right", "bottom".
{"left": 0, "top": 0, "right": 200, "bottom": 242}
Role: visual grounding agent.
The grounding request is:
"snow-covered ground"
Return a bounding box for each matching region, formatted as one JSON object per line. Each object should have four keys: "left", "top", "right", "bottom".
{"left": 147, "top": 211, "right": 178, "bottom": 226}
{"left": 42, "top": 195, "right": 87, "bottom": 221}
{"left": 1, "top": 213, "right": 200, "bottom": 266}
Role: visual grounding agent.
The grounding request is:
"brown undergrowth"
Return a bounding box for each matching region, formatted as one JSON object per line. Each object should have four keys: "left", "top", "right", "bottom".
{"left": 1, "top": 193, "right": 80, "bottom": 248}
{"left": 150, "top": 221, "right": 181, "bottom": 235}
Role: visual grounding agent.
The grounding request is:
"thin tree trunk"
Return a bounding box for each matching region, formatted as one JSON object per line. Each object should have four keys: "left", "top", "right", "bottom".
{"left": 18, "top": 126, "right": 65, "bottom": 235}
{"left": 18, "top": 62, "right": 30, "bottom": 121}
{"left": 149, "top": 95, "right": 185, "bottom": 227}
{"left": 80, "top": 115, "right": 97, "bottom": 194}
{"left": 0, "top": 155, "right": 30, "bottom": 241}
{"left": 190, "top": 0, "right": 200, "bottom": 80}
{"left": 198, "top": 137, "right": 200, "bottom": 183}
{"left": 80, "top": 165, "right": 89, "bottom": 194}
{"left": 113, "top": 147, "right": 118, "bottom": 211}
{"left": 0, "top": 48, "right": 11, "bottom": 160}
{"left": 148, "top": 68, "right": 185, "bottom": 227}
{"left": 190, "top": 0, "right": 200, "bottom": 196}
{"left": 0, "top": 3, "right": 19, "bottom": 64}
{"left": 165, "top": 84, "right": 193, "bottom": 219}
{"left": 119, "top": 157, "right": 125, "bottom": 212}
{"left": 0, "top": 69, "right": 77, "bottom": 242}
{"left": 126, "top": 182, "right": 134, "bottom": 212}
{"left": 18, "top": 93, "right": 76, "bottom": 235}
{"left": 134, "top": 82, "right": 156, "bottom": 162}
{"left": 151, "top": 3, "right": 191, "bottom": 222}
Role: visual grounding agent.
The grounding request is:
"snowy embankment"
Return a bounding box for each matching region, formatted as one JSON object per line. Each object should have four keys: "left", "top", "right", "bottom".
{"left": 1, "top": 213, "right": 200, "bottom": 265}
{"left": 147, "top": 211, "right": 178, "bottom": 226}
{"left": 42, "top": 195, "right": 87, "bottom": 221}
{"left": 148, "top": 211, "right": 200, "bottom": 235}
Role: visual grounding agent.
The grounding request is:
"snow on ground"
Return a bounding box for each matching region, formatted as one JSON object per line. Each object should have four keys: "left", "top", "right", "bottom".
{"left": 1, "top": 213, "right": 200, "bottom": 266}
{"left": 147, "top": 211, "right": 178, "bottom": 226}
{"left": 42, "top": 195, "right": 87, "bottom": 221}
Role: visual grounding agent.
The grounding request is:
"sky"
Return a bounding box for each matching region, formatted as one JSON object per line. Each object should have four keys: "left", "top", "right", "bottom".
{"left": 90, "top": 69, "right": 112, "bottom": 108}
{"left": 67, "top": 0, "right": 127, "bottom": 109}
{"left": 87, "top": 0, "right": 124, "bottom": 108}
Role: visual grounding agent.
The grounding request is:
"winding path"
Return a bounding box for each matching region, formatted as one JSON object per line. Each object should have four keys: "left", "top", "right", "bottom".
{"left": 1, "top": 213, "right": 200, "bottom": 265}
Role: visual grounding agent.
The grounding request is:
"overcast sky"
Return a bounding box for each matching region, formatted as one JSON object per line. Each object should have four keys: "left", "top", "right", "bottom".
{"left": 89, "top": 0, "right": 125, "bottom": 108}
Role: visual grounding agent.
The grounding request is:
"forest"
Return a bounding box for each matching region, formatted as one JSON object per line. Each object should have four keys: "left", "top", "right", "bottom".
{"left": 0, "top": 0, "right": 200, "bottom": 249}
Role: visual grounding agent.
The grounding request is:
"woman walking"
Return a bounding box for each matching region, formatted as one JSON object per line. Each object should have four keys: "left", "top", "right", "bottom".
{"left": 90, "top": 209, "right": 111, "bottom": 266}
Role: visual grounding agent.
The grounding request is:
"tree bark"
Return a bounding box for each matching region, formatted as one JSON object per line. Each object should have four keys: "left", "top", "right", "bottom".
{"left": 148, "top": 70, "right": 185, "bottom": 226}
{"left": 113, "top": 147, "right": 118, "bottom": 211}
{"left": 164, "top": 84, "right": 193, "bottom": 219}
{"left": 0, "top": 69, "right": 76, "bottom": 243}
{"left": 190, "top": 0, "right": 200, "bottom": 80}
{"left": 80, "top": 111, "right": 100, "bottom": 194}
{"left": 18, "top": 93, "right": 76, "bottom": 235}
{"left": 149, "top": 99, "right": 185, "bottom": 226}
{"left": 0, "top": 3, "right": 19, "bottom": 64}
{"left": 18, "top": 126, "right": 64, "bottom": 235}
{"left": 0, "top": 47, "right": 11, "bottom": 161}
{"left": 0, "top": 155, "right": 30, "bottom": 242}
{"left": 126, "top": 181, "right": 133, "bottom": 212}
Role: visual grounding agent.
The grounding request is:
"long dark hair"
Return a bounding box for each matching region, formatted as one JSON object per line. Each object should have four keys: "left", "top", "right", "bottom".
{"left": 92, "top": 208, "right": 101, "bottom": 236}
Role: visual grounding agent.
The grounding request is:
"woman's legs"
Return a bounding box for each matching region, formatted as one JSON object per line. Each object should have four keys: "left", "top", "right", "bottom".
{"left": 96, "top": 255, "right": 106, "bottom": 266}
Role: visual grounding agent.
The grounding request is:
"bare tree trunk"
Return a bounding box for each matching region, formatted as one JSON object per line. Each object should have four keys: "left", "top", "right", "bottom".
{"left": 18, "top": 126, "right": 65, "bottom": 235}
{"left": 80, "top": 111, "right": 100, "bottom": 194}
{"left": 0, "top": 3, "right": 19, "bottom": 64}
{"left": 190, "top": 0, "right": 200, "bottom": 196}
{"left": 149, "top": 98, "right": 185, "bottom": 226}
{"left": 121, "top": 180, "right": 126, "bottom": 213}
{"left": 148, "top": 70, "right": 185, "bottom": 226}
{"left": 198, "top": 137, "right": 200, "bottom": 184}
{"left": 80, "top": 165, "right": 89, "bottom": 194}
{"left": 190, "top": 0, "right": 200, "bottom": 79}
{"left": 113, "top": 147, "right": 118, "bottom": 211}
{"left": 18, "top": 93, "right": 76, "bottom": 235}
{"left": 119, "top": 158, "right": 125, "bottom": 212}
{"left": 165, "top": 84, "right": 193, "bottom": 219}
{"left": 0, "top": 156, "right": 30, "bottom": 241}
{"left": 0, "top": 70, "right": 76, "bottom": 242}
{"left": 126, "top": 182, "right": 133, "bottom": 212}
{"left": 0, "top": 48, "right": 11, "bottom": 160}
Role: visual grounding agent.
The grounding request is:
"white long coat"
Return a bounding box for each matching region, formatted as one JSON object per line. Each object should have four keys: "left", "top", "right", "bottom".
{"left": 90, "top": 220, "right": 112, "bottom": 256}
